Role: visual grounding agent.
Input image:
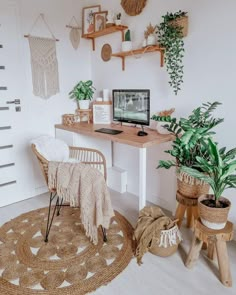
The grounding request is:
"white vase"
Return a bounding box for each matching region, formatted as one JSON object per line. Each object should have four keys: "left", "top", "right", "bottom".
{"left": 115, "top": 19, "right": 121, "bottom": 26}
{"left": 78, "top": 100, "right": 90, "bottom": 110}
{"left": 121, "top": 41, "right": 132, "bottom": 52}
{"left": 147, "top": 34, "right": 156, "bottom": 46}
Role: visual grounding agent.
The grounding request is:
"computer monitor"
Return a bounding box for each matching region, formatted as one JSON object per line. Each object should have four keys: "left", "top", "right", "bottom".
{"left": 112, "top": 89, "right": 150, "bottom": 126}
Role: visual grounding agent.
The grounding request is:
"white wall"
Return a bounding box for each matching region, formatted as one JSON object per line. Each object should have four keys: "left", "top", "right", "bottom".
{"left": 2, "top": 0, "right": 92, "bottom": 198}
{"left": 86, "top": 0, "right": 236, "bottom": 224}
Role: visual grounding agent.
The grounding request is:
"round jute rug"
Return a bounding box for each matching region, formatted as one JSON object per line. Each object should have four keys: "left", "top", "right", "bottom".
{"left": 0, "top": 207, "right": 134, "bottom": 295}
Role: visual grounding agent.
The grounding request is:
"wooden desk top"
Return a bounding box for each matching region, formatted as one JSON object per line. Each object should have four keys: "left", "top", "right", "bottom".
{"left": 55, "top": 123, "right": 174, "bottom": 148}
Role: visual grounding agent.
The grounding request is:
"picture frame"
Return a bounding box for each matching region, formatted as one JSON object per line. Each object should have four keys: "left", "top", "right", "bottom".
{"left": 82, "top": 5, "right": 101, "bottom": 36}
{"left": 93, "top": 11, "right": 108, "bottom": 32}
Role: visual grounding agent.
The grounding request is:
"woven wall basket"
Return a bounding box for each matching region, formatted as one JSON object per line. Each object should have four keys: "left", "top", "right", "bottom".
{"left": 177, "top": 171, "right": 209, "bottom": 199}
{"left": 169, "top": 15, "right": 188, "bottom": 37}
{"left": 149, "top": 224, "right": 182, "bottom": 257}
{"left": 121, "top": 0, "right": 147, "bottom": 16}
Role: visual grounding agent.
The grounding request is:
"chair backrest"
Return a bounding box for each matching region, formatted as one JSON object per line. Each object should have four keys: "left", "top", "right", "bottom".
{"left": 31, "top": 143, "right": 50, "bottom": 184}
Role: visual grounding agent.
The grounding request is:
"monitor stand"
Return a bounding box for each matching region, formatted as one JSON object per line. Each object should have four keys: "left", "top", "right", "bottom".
{"left": 137, "top": 125, "right": 148, "bottom": 136}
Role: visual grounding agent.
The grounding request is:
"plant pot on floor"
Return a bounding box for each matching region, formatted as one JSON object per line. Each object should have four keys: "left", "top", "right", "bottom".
{"left": 78, "top": 100, "right": 90, "bottom": 110}
{"left": 198, "top": 194, "right": 231, "bottom": 230}
{"left": 177, "top": 170, "right": 209, "bottom": 199}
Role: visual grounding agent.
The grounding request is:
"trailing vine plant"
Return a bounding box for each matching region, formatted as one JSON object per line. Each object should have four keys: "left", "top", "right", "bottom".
{"left": 157, "top": 11, "right": 187, "bottom": 95}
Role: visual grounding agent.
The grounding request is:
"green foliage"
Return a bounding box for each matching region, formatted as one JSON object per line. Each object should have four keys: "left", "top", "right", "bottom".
{"left": 116, "top": 13, "right": 121, "bottom": 20}
{"left": 180, "top": 138, "right": 236, "bottom": 203}
{"left": 69, "top": 80, "right": 95, "bottom": 101}
{"left": 125, "top": 29, "right": 131, "bottom": 41}
{"left": 157, "top": 11, "right": 187, "bottom": 95}
{"left": 151, "top": 102, "right": 224, "bottom": 171}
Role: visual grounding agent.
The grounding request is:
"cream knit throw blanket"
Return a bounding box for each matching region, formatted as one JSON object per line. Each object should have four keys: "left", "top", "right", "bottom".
{"left": 48, "top": 162, "right": 114, "bottom": 244}
{"left": 28, "top": 36, "right": 60, "bottom": 99}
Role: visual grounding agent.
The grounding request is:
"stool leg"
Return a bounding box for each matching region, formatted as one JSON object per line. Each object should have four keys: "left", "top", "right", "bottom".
{"left": 207, "top": 241, "right": 216, "bottom": 260}
{"left": 185, "top": 235, "right": 203, "bottom": 269}
{"left": 215, "top": 240, "right": 232, "bottom": 287}
{"left": 175, "top": 203, "right": 186, "bottom": 228}
{"left": 186, "top": 207, "right": 193, "bottom": 228}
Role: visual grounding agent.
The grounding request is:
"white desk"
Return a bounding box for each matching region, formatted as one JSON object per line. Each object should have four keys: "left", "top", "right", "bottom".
{"left": 55, "top": 123, "right": 173, "bottom": 210}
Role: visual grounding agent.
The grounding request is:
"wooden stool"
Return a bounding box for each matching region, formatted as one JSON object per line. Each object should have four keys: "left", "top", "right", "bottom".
{"left": 185, "top": 219, "right": 234, "bottom": 287}
{"left": 175, "top": 191, "right": 199, "bottom": 228}
{"left": 76, "top": 109, "right": 92, "bottom": 123}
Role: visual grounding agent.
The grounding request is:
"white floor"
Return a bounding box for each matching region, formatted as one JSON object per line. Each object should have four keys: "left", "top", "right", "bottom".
{"left": 0, "top": 190, "right": 235, "bottom": 295}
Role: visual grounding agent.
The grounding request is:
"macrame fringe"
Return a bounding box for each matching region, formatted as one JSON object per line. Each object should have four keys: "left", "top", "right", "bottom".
{"left": 158, "top": 225, "right": 182, "bottom": 248}
{"left": 177, "top": 171, "right": 207, "bottom": 186}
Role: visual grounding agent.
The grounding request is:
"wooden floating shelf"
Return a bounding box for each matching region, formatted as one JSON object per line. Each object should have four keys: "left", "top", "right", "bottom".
{"left": 82, "top": 25, "right": 128, "bottom": 51}
{"left": 111, "top": 45, "right": 165, "bottom": 71}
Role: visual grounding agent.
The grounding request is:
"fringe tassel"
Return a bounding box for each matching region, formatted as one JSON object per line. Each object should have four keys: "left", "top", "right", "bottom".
{"left": 177, "top": 171, "right": 207, "bottom": 186}
{"left": 158, "top": 225, "right": 182, "bottom": 248}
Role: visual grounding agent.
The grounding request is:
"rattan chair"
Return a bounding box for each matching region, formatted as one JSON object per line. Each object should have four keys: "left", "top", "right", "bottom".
{"left": 31, "top": 144, "right": 107, "bottom": 243}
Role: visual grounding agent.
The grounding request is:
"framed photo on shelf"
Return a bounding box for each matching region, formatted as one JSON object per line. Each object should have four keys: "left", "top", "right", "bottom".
{"left": 82, "top": 5, "right": 101, "bottom": 36}
{"left": 93, "top": 11, "right": 108, "bottom": 32}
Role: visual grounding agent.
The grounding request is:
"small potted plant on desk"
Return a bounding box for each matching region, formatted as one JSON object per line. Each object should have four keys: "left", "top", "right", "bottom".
{"left": 180, "top": 138, "right": 236, "bottom": 230}
{"left": 69, "top": 80, "right": 95, "bottom": 110}
{"left": 151, "top": 101, "right": 224, "bottom": 199}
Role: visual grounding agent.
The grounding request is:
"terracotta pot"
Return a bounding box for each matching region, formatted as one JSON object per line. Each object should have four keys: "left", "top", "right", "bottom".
{"left": 177, "top": 170, "right": 209, "bottom": 199}
{"left": 198, "top": 194, "right": 231, "bottom": 230}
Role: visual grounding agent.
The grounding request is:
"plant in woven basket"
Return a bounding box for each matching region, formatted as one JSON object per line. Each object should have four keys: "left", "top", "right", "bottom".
{"left": 180, "top": 138, "right": 236, "bottom": 229}
{"left": 157, "top": 11, "right": 187, "bottom": 95}
{"left": 151, "top": 101, "right": 224, "bottom": 172}
{"left": 69, "top": 80, "right": 95, "bottom": 101}
{"left": 180, "top": 138, "right": 236, "bottom": 206}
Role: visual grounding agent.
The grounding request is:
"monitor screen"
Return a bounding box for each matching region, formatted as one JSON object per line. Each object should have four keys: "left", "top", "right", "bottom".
{"left": 112, "top": 89, "right": 150, "bottom": 126}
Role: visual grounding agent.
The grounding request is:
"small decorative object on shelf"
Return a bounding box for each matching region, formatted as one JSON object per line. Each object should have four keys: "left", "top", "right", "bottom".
{"left": 76, "top": 109, "right": 92, "bottom": 123}
{"left": 69, "top": 80, "right": 95, "bottom": 110}
{"left": 82, "top": 5, "right": 101, "bottom": 36}
{"left": 115, "top": 13, "right": 122, "bottom": 26}
{"left": 144, "top": 23, "right": 157, "bottom": 46}
{"left": 106, "top": 10, "right": 115, "bottom": 28}
{"left": 62, "top": 114, "right": 76, "bottom": 126}
{"left": 121, "top": 0, "right": 147, "bottom": 16}
{"left": 122, "top": 29, "right": 132, "bottom": 52}
{"left": 93, "top": 11, "right": 108, "bottom": 32}
{"left": 157, "top": 10, "right": 188, "bottom": 95}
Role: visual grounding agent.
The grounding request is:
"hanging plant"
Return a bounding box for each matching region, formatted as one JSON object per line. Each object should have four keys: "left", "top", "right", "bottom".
{"left": 157, "top": 11, "right": 187, "bottom": 95}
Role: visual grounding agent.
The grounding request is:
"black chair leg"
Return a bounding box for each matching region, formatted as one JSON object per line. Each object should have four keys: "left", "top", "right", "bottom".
{"left": 44, "top": 192, "right": 60, "bottom": 243}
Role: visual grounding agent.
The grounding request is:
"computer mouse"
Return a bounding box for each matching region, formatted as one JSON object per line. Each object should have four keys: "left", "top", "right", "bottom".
{"left": 137, "top": 131, "right": 148, "bottom": 136}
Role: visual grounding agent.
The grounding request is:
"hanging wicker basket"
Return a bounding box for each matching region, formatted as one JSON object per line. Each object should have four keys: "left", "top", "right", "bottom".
{"left": 177, "top": 170, "right": 209, "bottom": 199}
{"left": 168, "top": 15, "right": 188, "bottom": 37}
{"left": 149, "top": 224, "right": 182, "bottom": 257}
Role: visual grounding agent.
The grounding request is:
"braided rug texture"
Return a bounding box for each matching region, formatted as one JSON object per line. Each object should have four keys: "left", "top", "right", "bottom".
{"left": 0, "top": 207, "right": 133, "bottom": 295}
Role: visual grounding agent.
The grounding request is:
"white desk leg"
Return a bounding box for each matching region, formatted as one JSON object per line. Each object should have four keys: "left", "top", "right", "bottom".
{"left": 139, "top": 148, "right": 147, "bottom": 211}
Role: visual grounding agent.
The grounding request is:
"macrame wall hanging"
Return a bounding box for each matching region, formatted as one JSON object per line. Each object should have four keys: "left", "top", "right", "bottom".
{"left": 24, "top": 14, "right": 60, "bottom": 99}
{"left": 66, "top": 16, "right": 81, "bottom": 50}
{"left": 121, "top": 0, "right": 148, "bottom": 16}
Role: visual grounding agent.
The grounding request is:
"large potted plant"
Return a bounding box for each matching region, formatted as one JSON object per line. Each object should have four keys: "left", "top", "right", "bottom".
{"left": 151, "top": 102, "right": 224, "bottom": 198}
{"left": 180, "top": 138, "right": 236, "bottom": 229}
{"left": 69, "top": 80, "right": 95, "bottom": 109}
{"left": 157, "top": 11, "right": 187, "bottom": 95}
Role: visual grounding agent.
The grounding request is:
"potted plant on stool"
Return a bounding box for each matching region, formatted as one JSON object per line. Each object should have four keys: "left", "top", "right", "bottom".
{"left": 151, "top": 101, "right": 224, "bottom": 199}
{"left": 69, "top": 80, "right": 95, "bottom": 110}
{"left": 180, "top": 138, "right": 236, "bottom": 229}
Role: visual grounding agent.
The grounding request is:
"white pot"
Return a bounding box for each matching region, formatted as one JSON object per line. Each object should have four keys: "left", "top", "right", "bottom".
{"left": 78, "top": 100, "right": 90, "bottom": 110}
{"left": 147, "top": 34, "right": 156, "bottom": 46}
{"left": 121, "top": 41, "right": 132, "bottom": 52}
{"left": 115, "top": 19, "right": 121, "bottom": 26}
